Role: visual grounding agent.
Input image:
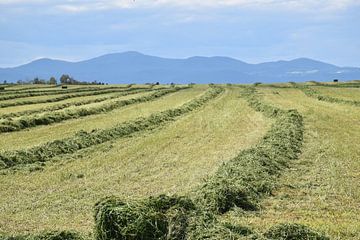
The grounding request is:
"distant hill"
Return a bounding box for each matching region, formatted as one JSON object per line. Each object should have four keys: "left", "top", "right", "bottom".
{"left": 0, "top": 51, "right": 359, "bottom": 84}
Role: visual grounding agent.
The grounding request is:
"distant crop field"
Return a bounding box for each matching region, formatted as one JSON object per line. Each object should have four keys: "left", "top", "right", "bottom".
{"left": 0, "top": 82, "right": 359, "bottom": 240}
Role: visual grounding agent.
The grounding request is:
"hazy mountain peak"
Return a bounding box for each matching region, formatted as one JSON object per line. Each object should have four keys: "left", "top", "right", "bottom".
{"left": 1, "top": 52, "right": 359, "bottom": 84}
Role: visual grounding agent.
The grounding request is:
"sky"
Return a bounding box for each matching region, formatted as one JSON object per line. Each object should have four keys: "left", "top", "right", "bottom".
{"left": 0, "top": 0, "right": 359, "bottom": 68}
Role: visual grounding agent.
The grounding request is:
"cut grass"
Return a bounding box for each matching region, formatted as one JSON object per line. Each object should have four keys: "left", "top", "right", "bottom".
{"left": 0, "top": 87, "right": 221, "bottom": 168}
{"left": 0, "top": 88, "right": 204, "bottom": 151}
{"left": 299, "top": 85, "right": 360, "bottom": 107}
{"left": 194, "top": 87, "right": 304, "bottom": 214}
{"left": 225, "top": 87, "right": 360, "bottom": 239}
{"left": 0, "top": 87, "right": 270, "bottom": 234}
{"left": 0, "top": 88, "right": 155, "bottom": 119}
{"left": 0, "top": 88, "right": 180, "bottom": 133}
{"left": 0, "top": 86, "right": 129, "bottom": 100}
{"left": 311, "top": 86, "right": 360, "bottom": 101}
{"left": 0, "top": 91, "right": 141, "bottom": 117}
{"left": 0, "top": 87, "right": 151, "bottom": 108}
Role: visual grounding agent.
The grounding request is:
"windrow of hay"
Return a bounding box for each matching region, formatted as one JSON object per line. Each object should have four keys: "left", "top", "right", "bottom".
{"left": 92, "top": 87, "right": 329, "bottom": 239}
{"left": 0, "top": 87, "right": 151, "bottom": 108}
{"left": 0, "top": 87, "right": 223, "bottom": 169}
{"left": 0, "top": 88, "right": 155, "bottom": 119}
{"left": 298, "top": 85, "right": 360, "bottom": 107}
{"left": 0, "top": 84, "right": 59, "bottom": 92}
{"left": 94, "top": 194, "right": 255, "bottom": 240}
{"left": 0, "top": 86, "right": 130, "bottom": 100}
{"left": 304, "top": 81, "right": 360, "bottom": 88}
{"left": 193, "top": 87, "right": 304, "bottom": 213}
{"left": 0, "top": 88, "right": 176, "bottom": 133}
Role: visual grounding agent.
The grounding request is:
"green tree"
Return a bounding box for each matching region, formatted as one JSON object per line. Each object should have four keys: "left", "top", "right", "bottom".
{"left": 49, "top": 77, "right": 57, "bottom": 85}
{"left": 60, "top": 74, "right": 70, "bottom": 84}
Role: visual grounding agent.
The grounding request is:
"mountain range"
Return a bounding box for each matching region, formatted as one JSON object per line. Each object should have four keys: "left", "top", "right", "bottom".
{"left": 1, "top": 51, "right": 359, "bottom": 84}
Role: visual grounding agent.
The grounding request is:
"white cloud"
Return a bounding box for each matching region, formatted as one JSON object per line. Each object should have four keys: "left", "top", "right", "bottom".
{"left": 1, "top": 0, "right": 359, "bottom": 12}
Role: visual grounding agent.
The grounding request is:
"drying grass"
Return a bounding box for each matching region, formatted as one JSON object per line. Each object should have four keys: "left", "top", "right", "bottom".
{"left": 1, "top": 84, "right": 359, "bottom": 239}
{"left": 225, "top": 87, "right": 360, "bottom": 239}
{"left": 0, "top": 88, "right": 179, "bottom": 133}
{"left": 0, "top": 91, "right": 144, "bottom": 117}
{"left": 0, "top": 86, "right": 128, "bottom": 100}
{"left": 311, "top": 86, "right": 360, "bottom": 101}
{"left": 0, "top": 87, "right": 149, "bottom": 108}
{"left": 0, "top": 88, "right": 154, "bottom": 119}
{"left": 194, "top": 87, "right": 304, "bottom": 214}
{"left": 0, "top": 88, "right": 204, "bottom": 151}
{"left": 0, "top": 87, "right": 221, "bottom": 168}
{"left": 0, "top": 87, "right": 213, "bottom": 167}
{"left": 298, "top": 86, "right": 360, "bottom": 107}
{"left": 0, "top": 87, "right": 269, "bottom": 234}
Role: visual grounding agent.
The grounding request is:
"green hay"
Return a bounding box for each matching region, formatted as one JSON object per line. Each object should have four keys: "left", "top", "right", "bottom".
{"left": 0, "top": 88, "right": 155, "bottom": 119}
{"left": 264, "top": 223, "right": 329, "bottom": 240}
{"left": 94, "top": 195, "right": 195, "bottom": 240}
{"left": 0, "top": 87, "right": 151, "bottom": 108}
{"left": 0, "top": 88, "right": 178, "bottom": 133}
{"left": 94, "top": 195, "right": 254, "bottom": 240}
{"left": 0, "top": 87, "right": 223, "bottom": 169}
{"left": 194, "top": 87, "right": 304, "bottom": 213}
{"left": 0, "top": 86, "right": 132, "bottom": 101}
{"left": 298, "top": 85, "right": 360, "bottom": 107}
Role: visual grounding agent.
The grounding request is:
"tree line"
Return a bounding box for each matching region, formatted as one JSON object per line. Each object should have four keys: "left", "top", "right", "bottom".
{"left": 10, "top": 74, "right": 106, "bottom": 85}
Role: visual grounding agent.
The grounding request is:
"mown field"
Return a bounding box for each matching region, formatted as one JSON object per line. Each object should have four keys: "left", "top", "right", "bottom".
{"left": 0, "top": 82, "right": 359, "bottom": 239}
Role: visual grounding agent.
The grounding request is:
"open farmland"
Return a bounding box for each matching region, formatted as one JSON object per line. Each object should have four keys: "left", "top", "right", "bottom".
{"left": 0, "top": 82, "right": 360, "bottom": 239}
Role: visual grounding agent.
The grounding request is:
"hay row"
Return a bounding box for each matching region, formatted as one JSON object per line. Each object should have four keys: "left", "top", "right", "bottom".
{"left": 0, "top": 84, "right": 59, "bottom": 92}
{"left": 92, "top": 87, "right": 330, "bottom": 239}
{"left": 0, "top": 87, "right": 150, "bottom": 108}
{"left": 299, "top": 86, "right": 360, "bottom": 107}
{"left": 0, "top": 88, "right": 155, "bottom": 119}
{"left": 0, "top": 86, "right": 130, "bottom": 100}
{"left": 0, "top": 86, "right": 329, "bottom": 239}
{"left": 0, "top": 88, "right": 176, "bottom": 133}
{"left": 305, "top": 81, "right": 360, "bottom": 88}
{"left": 0, "top": 87, "right": 223, "bottom": 169}
{"left": 193, "top": 87, "right": 304, "bottom": 213}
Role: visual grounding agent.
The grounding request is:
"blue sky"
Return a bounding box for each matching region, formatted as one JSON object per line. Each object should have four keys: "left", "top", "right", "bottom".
{"left": 0, "top": 0, "right": 359, "bottom": 67}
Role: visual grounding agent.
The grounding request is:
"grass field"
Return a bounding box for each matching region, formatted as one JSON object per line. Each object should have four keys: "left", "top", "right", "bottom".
{"left": 0, "top": 83, "right": 359, "bottom": 239}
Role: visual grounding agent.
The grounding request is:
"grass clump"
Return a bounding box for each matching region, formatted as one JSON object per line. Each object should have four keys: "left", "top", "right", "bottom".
{"left": 264, "top": 223, "right": 329, "bottom": 240}
{"left": 0, "top": 231, "right": 83, "bottom": 240}
{"left": 194, "top": 87, "right": 304, "bottom": 213}
{"left": 94, "top": 194, "right": 255, "bottom": 240}
{"left": 0, "top": 88, "right": 180, "bottom": 133}
{"left": 0, "top": 87, "right": 223, "bottom": 169}
{"left": 94, "top": 195, "right": 195, "bottom": 240}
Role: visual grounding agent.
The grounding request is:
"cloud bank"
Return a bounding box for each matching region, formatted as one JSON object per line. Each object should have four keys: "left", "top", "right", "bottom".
{"left": 1, "top": 0, "right": 359, "bottom": 12}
